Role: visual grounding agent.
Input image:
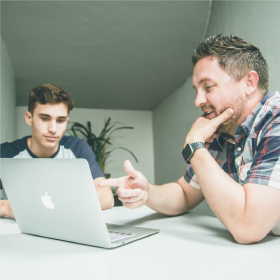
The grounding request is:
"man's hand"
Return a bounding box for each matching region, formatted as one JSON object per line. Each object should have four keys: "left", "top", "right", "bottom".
{"left": 0, "top": 200, "right": 15, "bottom": 219}
{"left": 185, "top": 108, "right": 234, "bottom": 148}
{"left": 98, "top": 160, "right": 149, "bottom": 209}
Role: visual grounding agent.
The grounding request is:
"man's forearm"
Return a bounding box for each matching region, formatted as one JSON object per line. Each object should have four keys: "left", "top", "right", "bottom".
{"left": 190, "top": 148, "right": 247, "bottom": 235}
{"left": 146, "top": 182, "right": 190, "bottom": 216}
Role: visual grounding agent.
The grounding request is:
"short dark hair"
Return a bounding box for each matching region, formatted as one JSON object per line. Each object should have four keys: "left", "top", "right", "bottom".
{"left": 28, "top": 84, "right": 74, "bottom": 114}
{"left": 192, "top": 34, "right": 269, "bottom": 94}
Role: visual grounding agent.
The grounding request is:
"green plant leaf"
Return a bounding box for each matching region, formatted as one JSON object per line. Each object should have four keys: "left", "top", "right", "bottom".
{"left": 108, "top": 126, "right": 134, "bottom": 138}
{"left": 68, "top": 118, "right": 138, "bottom": 170}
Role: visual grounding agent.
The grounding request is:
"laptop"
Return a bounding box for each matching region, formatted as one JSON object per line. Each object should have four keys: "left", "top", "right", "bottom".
{"left": 0, "top": 158, "right": 159, "bottom": 248}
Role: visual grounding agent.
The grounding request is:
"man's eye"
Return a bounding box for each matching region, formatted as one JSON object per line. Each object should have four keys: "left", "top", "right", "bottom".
{"left": 57, "top": 119, "right": 65, "bottom": 123}
{"left": 205, "top": 86, "right": 212, "bottom": 91}
{"left": 41, "top": 117, "right": 48, "bottom": 121}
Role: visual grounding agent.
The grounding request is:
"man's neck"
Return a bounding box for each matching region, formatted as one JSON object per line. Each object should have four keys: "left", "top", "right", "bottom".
{"left": 27, "top": 137, "right": 59, "bottom": 158}
{"left": 229, "top": 91, "right": 265, "bottom": 139}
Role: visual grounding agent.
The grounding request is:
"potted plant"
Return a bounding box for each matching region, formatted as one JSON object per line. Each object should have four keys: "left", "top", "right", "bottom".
{"left": 67, "top": 118, "right": 138, "bottom": 177}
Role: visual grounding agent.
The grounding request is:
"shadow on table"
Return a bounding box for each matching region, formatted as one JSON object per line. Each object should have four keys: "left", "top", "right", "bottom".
{"left": 1, "top": 232, "right": 108, "bottom": 254}
{"left": 121, "top": 212, "right": 279, "bottom": 246}
{"left": 122, "top": 212, "right": 169, "bottom": 226}
{"left": 168, "top": 214, "right": 279, "bottom": 246}
{"left": 120, "top": 212, "right": 234, "bottom": 245}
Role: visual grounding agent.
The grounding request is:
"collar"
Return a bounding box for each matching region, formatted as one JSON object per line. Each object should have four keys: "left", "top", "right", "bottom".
{"left": 218, "top": 91, "right": 273, "bottom": 147}
{"left": 238, "top": 90, "right": 273, "bottom": 137}
{"left": 25, "top": 136, "right": 61, "bottom": 158}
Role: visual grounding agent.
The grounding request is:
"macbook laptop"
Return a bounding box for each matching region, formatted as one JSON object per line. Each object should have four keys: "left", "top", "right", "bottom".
{"left": 0, "top": 158, "right": 159, "bottom": 248}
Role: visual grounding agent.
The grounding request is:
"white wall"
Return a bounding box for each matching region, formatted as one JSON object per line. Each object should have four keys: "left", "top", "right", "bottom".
{"left": 153, "top": 78, "right": 200, "bottom": 184}
{"left": 206, "top": 1, "right": 280, "bottom": 94}
{"left": 1, "top": 37, "right": 16, "bottom": 199}
{"left": 152, "top": 1, "right": 280, "bottom": 217}
{"left": 16, "top": 107, "right": 155, "bottom": 184}
{"left": 153, "top": 77, "right": 213, "bottom": 216}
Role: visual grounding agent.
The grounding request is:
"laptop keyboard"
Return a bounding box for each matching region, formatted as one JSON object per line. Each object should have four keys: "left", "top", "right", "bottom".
{"left": 108, "top": 230, "right": 135, "bottom": 242}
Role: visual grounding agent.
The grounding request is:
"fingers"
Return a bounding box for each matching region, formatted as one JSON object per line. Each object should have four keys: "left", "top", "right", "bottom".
{"left": 121, "top": 192, "right": 148, "bottom": 210}
{"left": 212, "top": 108, "right": 233, "bottom": 127}
{"left": 118, "top": 189, "right": 146, "bottom": 203}
{"left": 98, "top": 160, "right": 139, "bottom": 188}
{"left": 98, "top": 178, "right": 122, "bottom": 188}
{"left": 212, "top": 132, "right": 219, "bottom": 139}
{"left": 117, "top": 186, "right": 148, "bottom": 210}
{"left": 117, "top": 187, "right": 142, "bottom": 198}
{"left": 123, "top": 160, "right": 138, "bottom": 179}
{"left": 123, "top": 200, "right": 145, "bottom": 210}
{"left": 205, "top": 132, "right": 219, "bottom": 149}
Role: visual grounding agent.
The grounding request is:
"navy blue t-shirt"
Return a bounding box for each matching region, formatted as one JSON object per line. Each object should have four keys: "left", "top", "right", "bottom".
{"left": 0, "top": 135, "right": 105, "bottom": 198}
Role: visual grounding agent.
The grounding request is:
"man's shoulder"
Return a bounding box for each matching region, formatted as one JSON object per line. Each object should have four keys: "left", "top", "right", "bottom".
{"left": 262, "top": 91, "right": 280, "bottom": 114}
{"left": 59, "top": 135, "right": 90, "bottom": 155}
{"left": 255, "top": 91, "right": 280, "bottom": 128}
{"left": 60, "top": 135, "right": 87, "bottom": 146}
{"left": 0, "top": 136, "right": 29, "bottom": 158}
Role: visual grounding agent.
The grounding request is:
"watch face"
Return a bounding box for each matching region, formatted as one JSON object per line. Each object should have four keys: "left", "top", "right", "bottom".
{"left": 182, "top": 144, "right": 192, "bottom": 162}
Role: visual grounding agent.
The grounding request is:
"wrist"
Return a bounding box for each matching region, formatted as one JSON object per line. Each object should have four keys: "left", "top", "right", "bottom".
{"left": 189, "top": 146, "right": 207, "bottom": 164}
{"left": 145, "top": 183, "right": 154, "bottom": 206}
{"left": 182, "top": 142, "right": 206, "bottom": 164}
{"left": 185, "top": 135, "right": 204, "bottom": 146}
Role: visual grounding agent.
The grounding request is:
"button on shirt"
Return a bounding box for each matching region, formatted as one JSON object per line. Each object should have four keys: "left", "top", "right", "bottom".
{"left": 184, "top": 91, "right": 280, "bottom": 190}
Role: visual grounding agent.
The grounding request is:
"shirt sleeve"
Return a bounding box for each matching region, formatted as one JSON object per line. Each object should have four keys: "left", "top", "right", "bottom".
{"left": 0, "top": 143, "right": 7, "bottom": 158}
{"left": 0, "top": 144, "right": 7, "bottom": 198}
{"left": 72, "top": 138, "right": 105, "bottom": 180}
{"left": 245, "top": 113, "right": 280, "bottom": 189}
{"left": 184, "top": 164, "right": 201, "bottom": 189}
{"left": 77, "top": 140, "right": 105, "bottom": 179}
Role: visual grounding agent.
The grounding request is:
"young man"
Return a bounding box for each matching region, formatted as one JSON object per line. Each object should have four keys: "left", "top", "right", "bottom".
{"left": 0, "top": 84, "right": 114, "bottom": 218}
{"left": 99, "top": 34, "right": 280, "bottom": 244}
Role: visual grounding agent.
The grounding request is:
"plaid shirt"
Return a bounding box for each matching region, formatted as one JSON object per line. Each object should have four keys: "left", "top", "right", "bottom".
{"left": 184, "top": 91, "right": 280, "bottom": 235}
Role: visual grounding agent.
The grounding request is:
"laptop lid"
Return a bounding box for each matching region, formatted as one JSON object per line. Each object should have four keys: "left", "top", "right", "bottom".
{"left": 1, "top": 158, "right": 112, "bottom": 248}
{"left": 0, "top": 158, "right": 159, "bottom": 248}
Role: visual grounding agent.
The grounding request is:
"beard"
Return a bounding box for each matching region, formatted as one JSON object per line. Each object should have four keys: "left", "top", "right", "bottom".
{"left": 206, "top": 93, "right": 247, "bottom": 135}
{"left": 219, "top": 96, "right": 246, "bottom": 134}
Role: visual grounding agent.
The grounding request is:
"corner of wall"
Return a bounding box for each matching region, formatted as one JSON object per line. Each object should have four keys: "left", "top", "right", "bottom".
{"left": 202, "top": 0, "right": 213, "bottom": 40}
{"left": 0, "top": 37, "right": 17, "bottom": 144}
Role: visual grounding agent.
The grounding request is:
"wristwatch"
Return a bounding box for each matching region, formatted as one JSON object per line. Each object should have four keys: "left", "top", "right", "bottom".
{"left": 182, "top": 142, "right": 206, "bottom": 164}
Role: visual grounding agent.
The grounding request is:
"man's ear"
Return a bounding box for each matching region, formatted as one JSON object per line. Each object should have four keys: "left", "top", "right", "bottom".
{"left": 25, "top": 111, "right": 33, "bottom": 126}
{"left": 244, "top": 71, "right": 259, "bottom": 96}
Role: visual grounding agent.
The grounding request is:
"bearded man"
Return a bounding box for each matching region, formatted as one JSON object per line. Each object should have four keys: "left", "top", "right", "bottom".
{"left": 99, "top": 34, "right": 280, "bottom": 244}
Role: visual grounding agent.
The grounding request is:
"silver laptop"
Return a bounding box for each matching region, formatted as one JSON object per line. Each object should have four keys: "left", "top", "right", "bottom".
{"left": 0, "top": 158, "right": 159, "bottom": 249}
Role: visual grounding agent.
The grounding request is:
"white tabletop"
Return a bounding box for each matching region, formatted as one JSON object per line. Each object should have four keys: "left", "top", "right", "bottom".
{"left": 1, "top": 206, "right": 280, "bottom": 280}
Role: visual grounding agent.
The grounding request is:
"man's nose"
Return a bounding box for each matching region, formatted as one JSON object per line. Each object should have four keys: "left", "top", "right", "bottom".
{"left": 48, "top": 120, "right": 57, "bottom": 133}
{"left": 194, "top": 91, "right": 207, "bottom": 108}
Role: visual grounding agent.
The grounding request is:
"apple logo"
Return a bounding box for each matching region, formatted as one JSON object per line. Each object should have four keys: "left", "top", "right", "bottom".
{"left": 41, "top": 192, "right": 55, "bottom": 209}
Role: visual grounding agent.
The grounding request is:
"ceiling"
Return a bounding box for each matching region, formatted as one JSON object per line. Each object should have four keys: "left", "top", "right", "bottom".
{"left": 1, "top": 1, "right": 211, "bottom": 110}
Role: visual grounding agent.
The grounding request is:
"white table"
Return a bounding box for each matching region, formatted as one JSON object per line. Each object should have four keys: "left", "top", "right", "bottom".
{"left": 1, "top": 206, "right": 280, "bottom": 280}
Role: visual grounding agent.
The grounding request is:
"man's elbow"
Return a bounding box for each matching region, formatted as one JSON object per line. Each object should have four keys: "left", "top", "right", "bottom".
{"left": 231, "top": 225, "right": 267, "bottom": 245}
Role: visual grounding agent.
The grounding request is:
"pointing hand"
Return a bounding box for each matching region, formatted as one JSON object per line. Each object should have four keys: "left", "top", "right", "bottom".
{"left": 98, "top": 160, "right": 149, "bottom": 209}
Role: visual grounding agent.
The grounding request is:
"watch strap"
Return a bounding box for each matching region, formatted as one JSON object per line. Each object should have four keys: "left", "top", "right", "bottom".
{"left": 191, "top": 142, "right": 205, "bottom": 151}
